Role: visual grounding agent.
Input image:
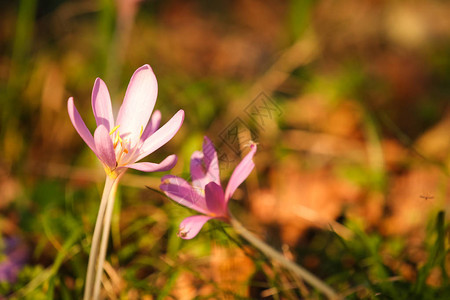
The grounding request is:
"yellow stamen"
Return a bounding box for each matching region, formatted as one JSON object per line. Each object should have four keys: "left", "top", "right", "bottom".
{"left": 113, "top": 134, "right": 120, "bottom": 148}
{"left": 139, "top": 125, "right": 144, "bottom": 138}
{"left": 109, "top": 125, "right": 120, "bottom": 135}
{"left": 193, "top": 186, "right": 205, "bottom": 196}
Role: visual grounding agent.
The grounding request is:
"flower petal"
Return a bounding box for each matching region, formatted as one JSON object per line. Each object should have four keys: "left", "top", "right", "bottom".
{"left": 125, "top": 154, "right": 177, "bottom": 172}
{"left": 224, "top": 143, "right": 257, "bottom": 203}
{"left": 141, "top": 109, "right": 161, "bottom": 141}
{"left": 204, "top": 182, "right": 226, "bottom": 216}
{"left": 178, "top": 215, "right": 214, "bottom": 239}
{"left": 160, "top": 175, "right": 208, "bottom": 214}
{"left": 67, "top": 97, "right": 97, "bottom": 154}
{"left": 91, "top": 78, "right": 114, "bottom": 132}
{"left": 190, "top": 136, "right": 221, "bottom": 190}
{"left": 116, "top": 65, "right": 158, "bottom": 144}
{"left": 137, "top": 110, "right": 184, "bottom": 161}
{"left": 94, "top": 125, "right": 116, "bottom": 170}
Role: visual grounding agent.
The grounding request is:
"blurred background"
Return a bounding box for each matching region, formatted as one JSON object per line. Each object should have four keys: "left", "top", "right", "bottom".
{"left": 0, "top": 0, "right": 449, "bottom": 299}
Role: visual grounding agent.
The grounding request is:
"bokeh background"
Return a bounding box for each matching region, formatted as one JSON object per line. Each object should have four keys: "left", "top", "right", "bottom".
{"left": 1, "top": 0, "right": 450, "bottom": 299}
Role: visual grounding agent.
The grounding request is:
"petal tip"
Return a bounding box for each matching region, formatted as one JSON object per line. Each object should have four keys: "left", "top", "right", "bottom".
{"left": 167, "top": 154, "right": 178, "bottom": 164}
{"left": 177, "top": 110, "right": 185, "bottom": 123}
{"left": 177, "top": 215, "right": 213, "bottom": 239}
{"left": 67, "top": 97, "right": 74, "bottom": 107}
{"left": 178, "top": 228, "right": 195, "bottom": 239}
{"left": 136, "top": 64, "right": 153, "bottom": 74}
{"left": 92, "top": 77, "right": 105, "bottom": 90}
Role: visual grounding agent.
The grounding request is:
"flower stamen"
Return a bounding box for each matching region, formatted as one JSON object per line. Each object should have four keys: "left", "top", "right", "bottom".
{"left": 109, "top": 125, "right": 120, "bottom": 135}
{"left": 192, "top": 186, "right": 205, "bottom": 196}
{"left": 113, "top": 134, "right": 120, "bottom": 148}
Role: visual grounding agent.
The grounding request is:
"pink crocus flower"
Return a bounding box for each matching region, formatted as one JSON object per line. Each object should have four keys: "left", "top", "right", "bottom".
{"left": 160, "top": 137, "right": 257, "bottom": 239}
{"left": 67, "top": 64, "right": 184, "bottom": 178}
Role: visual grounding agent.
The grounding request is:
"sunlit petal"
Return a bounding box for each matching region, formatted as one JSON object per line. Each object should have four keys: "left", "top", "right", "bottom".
{"left": 125, "top": 154, "right": 177, "bottom": 172}
{"left": 191, "top": 136, "right": 221, "bottom": 190}
{"left": 160, "top": 175, "right": 208, "bottom": 214}
{"left": 177, "top": 215, "right": 214, "bottom": 239}
{"left": 91, "top": 78, "right": 114, "bottom": 132}
{"left": 141, "top": 109, "right": 161, "bottom": 141}
{"left": 67, "top": 97, "right": 97, "bottom": 154}
{"left": 224, "top": 143, "right": 257, "bottom": 203}
{"left": 94, "top": 125, "right": 116, "bottom": 170}
{"left": 116, "top": 64, "right": 158, "bottom": 144}
{"left": 204, "top": 182, "right": 226, "bottom": 216}
{"left": 137, "top": 110, "right": 184, "bottom": 161}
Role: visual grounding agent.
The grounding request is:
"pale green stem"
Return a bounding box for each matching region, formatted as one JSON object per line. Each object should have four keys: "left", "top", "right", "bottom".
{"left": 92, "top": 177, "right": 120, "bottom": 300}
{"left": 83, "top": 175, "right": 116, "bottom": 300}
{"left": 229, "top": 215, "right": 340, "bottom": 300}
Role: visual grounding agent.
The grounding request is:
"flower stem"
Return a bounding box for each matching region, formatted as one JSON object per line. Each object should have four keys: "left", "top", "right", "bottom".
{"left": 229, "top": 215, "right": 340, "bottom": 300}
{"left": 92, "top": 177, "right": 120, "bottom": 300}
{"left": 83, "top": 176, "right": 117, "bottom": 300}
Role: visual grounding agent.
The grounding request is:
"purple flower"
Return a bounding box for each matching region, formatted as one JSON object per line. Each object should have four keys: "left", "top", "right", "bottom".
{"left": 0, "top": 237, "right": 29, "bottom": 283}
{"left": 68, "top": 64, "right": 184, "bottom": 178}
{"left": 160, "top": 137, "right": 257, "bottom": 239}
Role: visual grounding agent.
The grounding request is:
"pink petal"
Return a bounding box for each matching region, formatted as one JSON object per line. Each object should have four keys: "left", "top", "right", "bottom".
{"left": 224, "top": 143, "right": 257, "bottom": 203}
{"left": 178, "top": 215, "right": 214, "bottom": 239}
{"left": 141, "top": 110, "right": 161, "bottom": 141}
{"left": 94, "top": 125, "right": 117, "bottom": 170}
{"left": 116, "top": 65, "right": 158, "bottom": 144}
{"left": 91, "top": 78, "right": 114, "bottom": 132}
{"left": 125, "top": 154, "right": 177, "bottom": 172}
{"left": 204, "top": 182, "right": 226, "bottom": 216}
{"left": 67, "top": 97, "right": 97, "bottom": 154}
{"left": 160, "top": 175, "right": 208, "bottom": 214}
{"left": 190, "top": 136, "right": 221, "bottom": 190}
{"left": 190, "top": 151, "right": 207, "bottom": 186}
{"left": 137, "top": 110, "right": 184, "bottom": 161}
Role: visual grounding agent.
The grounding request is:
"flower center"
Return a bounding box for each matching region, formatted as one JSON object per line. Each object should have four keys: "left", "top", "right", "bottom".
{"left": 108, "top": 125, "right": 144, "bottom": 167}
{"left": 193, "top": 186, "right": 205, "bottom": 197}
